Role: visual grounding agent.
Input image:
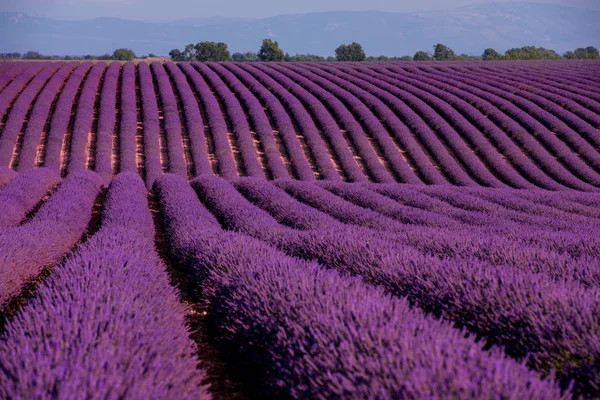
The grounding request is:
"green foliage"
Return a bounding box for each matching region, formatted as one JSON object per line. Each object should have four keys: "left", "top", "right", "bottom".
{"left": 564, "top": 46, "right": 599, "bottom": 59}
{"left": 232, "top": 52, "right": 259, "bottom": 62}
{"left": 433, "top": 43, "right": 457, "bottom": 61}
{"left": 194, "top": 41, "right": 231, "bottom": 62}
{"left": 413, "top": 51, "right": 432, "bottom": 61}
{"left": 22, "top": 51, "right": 45, "bottom": 60}
{"left": 112, "top": 48, "right": 136, "bottom": 61}
{"left": 0, "top": 52, "right": 21, "bottom": 59}
{"left": 482, "top": 48, "right": 503, "bottom": 60}
{"left": 504, "top": 46, "right": 561, "bottom": 60}
{"left": 284, "top": 53, "right": 327, "bottom": 62}
{"left": 335, "top": 42, "right": 366, "bottom": 61}
{"left": 258, "top": 39, "right": 285, "bottom": 62}
{"left": 169, "top": 49, "right": 185, "bottom": 61}
{"left": 182, "top": 44, "right": 196, "bottom": 61}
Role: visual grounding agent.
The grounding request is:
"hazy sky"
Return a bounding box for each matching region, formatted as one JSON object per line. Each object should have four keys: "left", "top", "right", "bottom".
{"left": 1, "top": 0, "right": 598, "bottom": 20}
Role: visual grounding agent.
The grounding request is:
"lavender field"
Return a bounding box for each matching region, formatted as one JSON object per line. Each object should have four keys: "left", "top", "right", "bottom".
{"left": 0, "top": 59, "right": 599, "bottom": 399}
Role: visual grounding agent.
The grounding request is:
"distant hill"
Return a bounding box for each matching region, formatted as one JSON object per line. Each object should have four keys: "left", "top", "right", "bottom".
{"left": 1, "top": 2, "right": 598, "bottom": 56}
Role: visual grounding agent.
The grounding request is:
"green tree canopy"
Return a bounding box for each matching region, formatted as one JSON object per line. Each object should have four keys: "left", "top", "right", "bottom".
{"left": 504, "top": 46, "right": 561, "bottom": 60}
{"left": 258, "top": 39, "right": 285, "bottom": 61}
{"left": 22, "top": 51, "right": 45, "bottom": 60}
{"left": 194, "top": 41, "right": 231, "bottom": 62}
{"left": 169, "top": 49, "right": 184, "bottom": 61}
{"left": 482, "top": 48, "right": 503, "bottom": 60}
{"left": 182, "top": 44, "right": 196, "bottom": 61}
{"left": 564, "top": 46, "right": 599, "bottom": 59}
{"left": 232, "top": 52, "right": 259, "bottom": 62}
{"left": 335, "top": 42, "right": 367, "bottom": 61}
{"left": 112, "top": 48, "right": 136, "bottom": 61}
{"left": 433, "top": 43, "right": 457, "bottom": 61}
{"left": 413, "top": 51, "right": 432, "bottom": 61}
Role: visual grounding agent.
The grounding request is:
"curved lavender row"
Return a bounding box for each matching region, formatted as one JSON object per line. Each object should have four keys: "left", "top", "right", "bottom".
{"left": 66, "top": 62, "right": 106, "bottom": 174}
{"left": 447, "top": 66, "right": 600, "bottom": 176}
{"left": 317, "top": 63, "right": 473, "bottom": 185}
{"left": 157, "top": 174, "right": 564, "bottom": 399}
{"left": 42, "top": 62, "right": 92, "bottom": 173}
{"left": 193, "top": 62, "right": 264, "bottom": 178}
{"left": 0, "top": 173, "right": 210, "bottom": 399}
{"left": 369, "top": 65, "right": 566, "bottom": 190}
{"left": 138, "top": 62, "right": 163, "bottom": 186}
{"left": 0, "top": 64, "right": 62, "bottom": 166}
{"left": 275, "top": 180, "right": 600, "bottom": 281}
{"left": 272, "top": 63, "right": 395, "bottom": 183}
{"left": 506, "top": 66, "right": 600, "bottom": 97}
{"left": 118, "top": 62, "right": 137, "bottom": 174}
{"left": 94, "top": 62, "right": 120, "bottom": 181}
{"left": 234, "top": 62, "right": 339, "bottom": 180}
{"left": 0, "top": 63, "right": 46, "bottom": 122}
{"left": 478, "top": 66, "right": 600, "bottom": 128}
{"left": 413, "top": 65, "right": 600, "bottom": 189}
{"left": 15, "top": 64, "right": 77, "bottom": 172}
{"left": 163, "top": 61, "right": 211, "bottom": 176}
{"left": 252, "top": 63, "right": 367, "bottom": 182}
{"left": 515, "top": 190, "right": 600, "bottom": 217}
{"left": 289, "top": 63, "right": 421, "bottom": 184}
{"left": 179, "top": 62, "right": 237, "bottom": 179}
{"left": 0, "top": 167, "right": 16, "bottom": 187}
{"left": 0, "top": 170, "right": 103, "bottom": 310}
{"left": 0, "top": 63, "right": 28, "bottom": 92}
{"left": 191, "top": 175, "right": 597, "bottom": 396}
{"left": 300, "top": 63, "right": 445, "bottom": 184}
{"left": 151, "top": 62, "right": 187, "bottom": 177}
{"left": 366, "top": 65, "right": 560, "bottom": 189}
{"left": 403, "top": 65, "right": 593, "bottom": 191}
{"left": 219, "top": 63, "right": 315, "bottom": 181}
{"left": 233, "top": 176, "right": 340, "bottom": 230}
{"left": 0, "top": 168, "right": 60, "bottom": 228}
{"left": 208, "top": 62, "right": 289, "bottom": 180}
{"left": 336, "top": 64, "right": 503, "bottom": 186}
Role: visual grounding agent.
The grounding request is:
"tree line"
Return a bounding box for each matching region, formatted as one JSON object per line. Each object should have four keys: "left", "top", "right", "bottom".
{"left": 1, "top": 43, "right": 597, "bottom": 62}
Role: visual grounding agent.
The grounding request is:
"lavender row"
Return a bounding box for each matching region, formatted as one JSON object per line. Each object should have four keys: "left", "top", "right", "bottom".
{"left": 365, "top": 64, "right": 566, "bottom": 190}
{"left": 220, "top": 63, "right": 315, "bottom": 180}
{"left": 208, "top": 62, "right": 290, "bottom": 179}
{"left": 0, "top": 168, "right": 60, "bottom": 229}
{"left": 0, "top": 63, "right": 62, "bottom": 166}
{"left": 445, "top": 66, "right": 600, "bottom": 177}
{"left": 118, "top": 62, "right": 138, "bottom": 174}
{"left": 94, "top": 62, "right": 120, "bottom": 180}
{"left": 0, "top": 170, "right": 103, "bottom": 311}
{"left": 0, "top": 63, "right": 46, "bottom": 122}
{"left": 193, "top": 62, "right": 264, "bottom": 178}
{"left": 232, "top": 62, "right": 337, "bottom": 180}
{"left": 156, "top": 174, "right": 564, "bottom": 399}
{"left": 15, "top": 63, "right": 77, "bottom": 172}
{"left": 66, "top": 62, "right": 106, "bottom": 174}
{"left": 403, "top": 65, "right": 594, "bottom": 191}
{"left": 286, "top": 63, "right": 420, "bottom": 183}
{"left": 42, "top": 62, "right": 92, "bottom": 173}
{"left": 191, "top": 175, "right": 600, "bottom": 396}
{"left": 138, "top": 61, "right": 163, "bottom": 186}
{"left": 179, "top": 62, "right": 238, "bottom": 179}
{"left": 299, "top": 63, "right": 442, "bottom": 184}
{"left": 151, "top": 61, "right": 188, "bottom": 177}
{"left": 0, "top": 63, "right": 28, "bottom": 93}
{"left": 272, "top": 63, "right": 395, "bottom": 183}
{"left": 254, "top": 63, "right": 367, "bottom": 182}
{"left": 163, "top": 61, "right": 211, "bottom": 176}
{"left": 408, "top": 65, "right": 599, "bottom": 190}
{"left": 0, "top": 173, "right": 209, "bottom": 399}
{"left": 0, "top": 166, "right": 16, "bottom": 187}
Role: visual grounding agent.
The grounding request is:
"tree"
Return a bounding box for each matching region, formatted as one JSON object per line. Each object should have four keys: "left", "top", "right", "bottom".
{"left": 413, "top": 51, "right": 431, "bottom": 61}
{"left": 23, "top": 51, "right": 44, "bottom": 60}
{"left": 482, "top": 48, "right": 503, "bottom": 60}
{"left": 232, "top": 52, "right": 259, "bottom": 62}
{"left": 112, "top": 48, "right": 136, "bottom": 61}
{"left": 194, "top": 41, "right": 231, "bottom": 62}
{"left": 564, "top": 46, "right": 599, "bottom": 59}
{"left": 335, "top": 42, "right": 366, "bottom": 61}
{"left": 433, "top": 43, "right": 456, "bottom": 61}
{"left": 504, "top": 46, "right": 561, "bottom": 60}
{"left": 169, "top": 49, "right": 184, "bottom": 61}
{"left": 285, "top": 53, "right": 327, "bottom": 62}
{"left": 182, "top": 44, "right": 197, "bottom": 61}
{"left": 258, "top": 39, "right": 285, "bottom": 62}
